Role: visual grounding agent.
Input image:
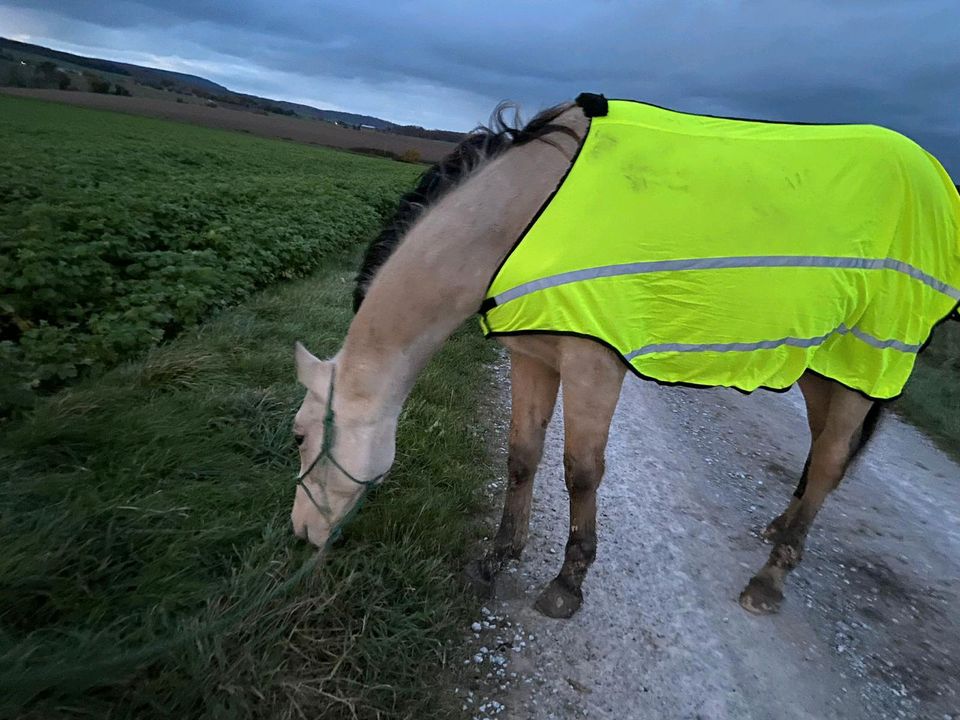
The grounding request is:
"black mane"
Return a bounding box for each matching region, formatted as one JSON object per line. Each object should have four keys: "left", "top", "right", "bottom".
{"left": 352, "top": 101, "right": 577, "bottom": 311}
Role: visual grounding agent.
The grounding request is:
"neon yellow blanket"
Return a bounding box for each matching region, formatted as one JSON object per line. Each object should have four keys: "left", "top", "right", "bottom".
{"left": 481, "top": 99, "right": 960, "bottom": 399}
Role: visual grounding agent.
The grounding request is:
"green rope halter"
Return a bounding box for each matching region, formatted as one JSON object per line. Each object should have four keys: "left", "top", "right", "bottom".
{"left": 295, "top": 367, "right": 386, "bottom": 549}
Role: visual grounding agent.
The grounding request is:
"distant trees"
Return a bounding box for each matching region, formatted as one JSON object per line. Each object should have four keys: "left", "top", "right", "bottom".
{"left": 264, "top": 103, "right": 296, "bottom": 116}
{"left": 0, "top": 58, "right": 73, "bottom": 90}
{"left": 37, "top": 60, "right": 72, "bottom": 90}
{"left": 83, "top": 72, "right": 131, "bottom": 95}
{"left": 1, "top": 65, "right": 27, "bottom": 88}
{"left": 390, "top": 125, "right": 464, "bottom": 143}
{"left": 87, "top": 75, "right": 111, "bottom": 93}
{"left": 0, "top": 38, "right": 132, "bottom": 77}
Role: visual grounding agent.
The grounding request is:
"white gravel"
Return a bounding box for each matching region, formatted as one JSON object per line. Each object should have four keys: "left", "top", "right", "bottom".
{"left": 459, "top": 361, "right": 960, "bottom": 720}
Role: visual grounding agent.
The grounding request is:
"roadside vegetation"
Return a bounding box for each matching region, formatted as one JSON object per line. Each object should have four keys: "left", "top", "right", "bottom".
{"left": 0, "top": 252, "right": 497, "bottom": 719}
{"left": 900, "top": 319, "right": 960, "bottom": 457}
{"left": 0, "top": 95, "right": 419, "bottom": 415}
{"left": 1, "top": 97, "right": 497, "bottom": 718}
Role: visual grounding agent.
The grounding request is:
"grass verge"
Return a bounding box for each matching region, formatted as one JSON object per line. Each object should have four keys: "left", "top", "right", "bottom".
{"left": 0, "top": 251, "right": 497, "bottom": 719}
{"left": 899, "top": 319, "right": 960, "bottom": 460}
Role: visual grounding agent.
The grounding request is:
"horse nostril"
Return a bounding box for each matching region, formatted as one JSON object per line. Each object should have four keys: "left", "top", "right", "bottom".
{"left": 291, "top": 519, "right": 307, "bottom": 540}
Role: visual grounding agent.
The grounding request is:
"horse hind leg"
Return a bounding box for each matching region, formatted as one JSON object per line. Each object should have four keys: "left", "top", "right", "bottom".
{"left": 467, "top": 351, "right": 559, "bottom": 596}
{"left": 534, "top": 342, "right": 624, "bottom": 619}
{"left": 761, "top": 455, "right": 810, "bottom": 543}
{"left": 740, "top": 382, "right": 877, "bottom": 615}
{"left": 761, "top": 372, "right": 832, "bottom": 543}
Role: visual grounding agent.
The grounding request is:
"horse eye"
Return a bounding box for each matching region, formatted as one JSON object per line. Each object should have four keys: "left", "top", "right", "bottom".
{"left": 294, "top": 433, "right": 305, "bottom": 447}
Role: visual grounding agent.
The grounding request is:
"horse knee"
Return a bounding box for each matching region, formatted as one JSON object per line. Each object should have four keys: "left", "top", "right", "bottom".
{"left": 507, "top": 443, "right": 539, "bottom": 488}
{"left": 563, "top": 451, "right": 603, "bottom": 494}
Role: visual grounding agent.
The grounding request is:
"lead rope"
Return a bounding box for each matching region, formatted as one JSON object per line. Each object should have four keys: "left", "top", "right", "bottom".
{"left": 295, "top": 368, "right": 387, "bottom": 550}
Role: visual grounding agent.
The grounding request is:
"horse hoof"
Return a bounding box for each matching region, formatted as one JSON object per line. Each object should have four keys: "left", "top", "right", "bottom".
{"left": 738, "top": 576, "right": 783, "bottom": 615}
{"left": 534, "top": 579, "right": 582, "bottom": 619}
{"left": 464, "top": 559, "right": 497, "bottom": 598}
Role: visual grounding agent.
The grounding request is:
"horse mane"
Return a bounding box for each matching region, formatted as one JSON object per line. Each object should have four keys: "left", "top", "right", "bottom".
{"left": 352, "top": 101, "right": 577, "bottom": 311}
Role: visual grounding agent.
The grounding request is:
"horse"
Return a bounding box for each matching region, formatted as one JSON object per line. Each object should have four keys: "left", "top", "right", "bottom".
{"left": 290, "top": 95, "right": 960, "bottom": 618}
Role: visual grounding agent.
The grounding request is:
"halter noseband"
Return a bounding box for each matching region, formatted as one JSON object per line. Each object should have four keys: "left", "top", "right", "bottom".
{"left": 295, "top": 368, "right": 386, "bottom": 546}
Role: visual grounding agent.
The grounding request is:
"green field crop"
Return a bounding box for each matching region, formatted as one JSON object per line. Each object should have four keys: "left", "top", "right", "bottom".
{"left": 0, "top": 95, "right": 419, "bottom": 414}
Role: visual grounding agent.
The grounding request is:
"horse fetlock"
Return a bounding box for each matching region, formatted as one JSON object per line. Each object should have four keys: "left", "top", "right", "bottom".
{"left": 564, "top": 537, "right": 597, "bottom": 566}
{"left": 464, "top": 556, "right": 499, "bottom": 598}
{"left": 770, "top": 541, "right": 804, "bottom": 571}
{"left": 739, "top": 575, "right": 785, "bottom": 615}
{"left": 761, "top": 513, "right": 791, "bottom": 544}
{"left": 493, "top": 512, "right": 528, "bottom": 552}
{"left": 760, "top": 524, "right": 782, "bottom": 545}
{"left": 534, "top": 577, "right": 584, "bottom": 619}
{"left": 492, "top": 537, "right": 525, "bottom": 562}
{"left": 509, "top": 542, "right": 526, "bottom": 560}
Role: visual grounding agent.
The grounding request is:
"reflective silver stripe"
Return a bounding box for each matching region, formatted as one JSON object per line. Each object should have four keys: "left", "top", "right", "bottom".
{"left": 492, "top": 255, "right": 960, "bottom": 305}
{"left": 846, "top": 325, "right": 921, "bottom": 353}
{"left": 624, "top": 323, "right": 922, "bottom": 360}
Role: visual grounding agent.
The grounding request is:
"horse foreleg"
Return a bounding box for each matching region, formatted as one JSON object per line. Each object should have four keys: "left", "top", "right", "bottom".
{"left": 740, "top": 384, "right": 874, "bottom": 614}
{"left": 534, "top": 346, "right": 624, "bottom": 619}
{"left": 494, "top": 352, "right": 560, "bottom": 560}
{"left": 468, "top": 351, "right": 559, "bottom": 595}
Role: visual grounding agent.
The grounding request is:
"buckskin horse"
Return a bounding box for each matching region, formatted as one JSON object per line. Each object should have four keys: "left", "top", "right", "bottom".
{"left": 290, "top": 94, "right": 960, "bottom": 617}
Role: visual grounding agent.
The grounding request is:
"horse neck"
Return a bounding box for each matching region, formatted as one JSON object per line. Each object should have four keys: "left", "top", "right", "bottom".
{"left": 339, "top": 111, "right": 586, "bottom": 415}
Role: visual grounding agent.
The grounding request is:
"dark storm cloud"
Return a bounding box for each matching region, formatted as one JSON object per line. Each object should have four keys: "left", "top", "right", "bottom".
{"left": 2, "top": 0, "right": 958, "bottom": 176}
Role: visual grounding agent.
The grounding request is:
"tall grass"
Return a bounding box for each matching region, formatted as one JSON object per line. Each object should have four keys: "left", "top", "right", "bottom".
{"left": 899, "top": 318, "right": 960, "bottom": 457}
{"left": 0, "top": 253, "right": 497, "bottom": 718}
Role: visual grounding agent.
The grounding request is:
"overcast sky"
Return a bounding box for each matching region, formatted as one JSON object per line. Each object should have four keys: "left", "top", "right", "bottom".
{"left": 2, "top": 1, "right": 958, "bottom": 177}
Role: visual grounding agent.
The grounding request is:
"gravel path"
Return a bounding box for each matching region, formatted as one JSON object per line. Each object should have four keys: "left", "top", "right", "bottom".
{"left": 457, "top": 366, "right": 959, "bottom": 720}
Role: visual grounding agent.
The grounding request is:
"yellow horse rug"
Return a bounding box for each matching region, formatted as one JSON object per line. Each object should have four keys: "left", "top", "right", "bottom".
{"left": 480, "top": 95, "right": 960, "bottom": 400}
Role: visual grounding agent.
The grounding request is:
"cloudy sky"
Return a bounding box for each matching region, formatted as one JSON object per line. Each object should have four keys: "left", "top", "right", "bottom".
{"left": 2, "top": 0, "right": 958, "bottom": 177}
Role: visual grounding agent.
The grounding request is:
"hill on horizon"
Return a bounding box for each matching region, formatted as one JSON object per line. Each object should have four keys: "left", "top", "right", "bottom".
{"left": 0, "top": 36, "right": 464, "bottom": 141}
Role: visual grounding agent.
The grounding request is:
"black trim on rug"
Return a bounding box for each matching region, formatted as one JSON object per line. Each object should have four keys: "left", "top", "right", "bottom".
{"left": 483, "top": 328, "right": 911, "bottom": 403}
{"left": 606, "top": 97, "right": 867, "bottom": 127}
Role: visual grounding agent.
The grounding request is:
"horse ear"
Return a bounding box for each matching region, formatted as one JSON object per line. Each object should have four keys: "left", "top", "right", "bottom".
{"left": 294, "top": 341, "right": 332, "bottom": 392}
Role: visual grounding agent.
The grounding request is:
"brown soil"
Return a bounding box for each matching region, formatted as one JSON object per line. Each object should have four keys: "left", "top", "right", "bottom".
{"left": 1, "top": 88, "right": 458, "bottom": 163}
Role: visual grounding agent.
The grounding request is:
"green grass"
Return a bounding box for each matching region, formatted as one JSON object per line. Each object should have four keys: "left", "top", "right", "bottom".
{"left": 0, "top": 94, "right": 419, "bottom": 412}
{"left": 899, "top": 318, "right": 960, "bottom": 457}
{"left": 0, "top": 252, "right": 498, "bottom": 719}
